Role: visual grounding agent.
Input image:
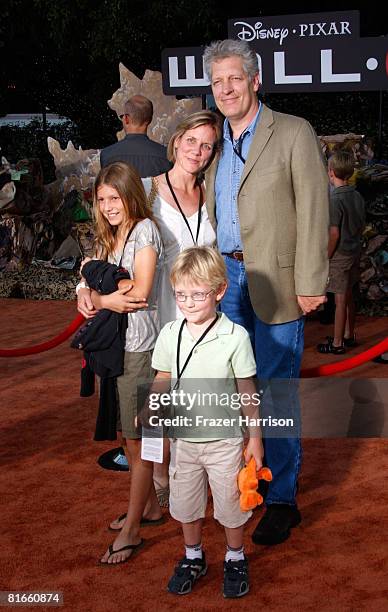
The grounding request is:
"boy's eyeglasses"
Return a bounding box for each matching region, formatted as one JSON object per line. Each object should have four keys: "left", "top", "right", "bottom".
{"left": 174, "top": 290, "right": 214, "bottom": 302}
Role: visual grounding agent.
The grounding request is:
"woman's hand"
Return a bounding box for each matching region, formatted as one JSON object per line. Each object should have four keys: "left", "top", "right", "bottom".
{"left": 77, "top": 287, "right": 97, "bottom": 319}
{"left": 99, "top": 288, "right": 148, "bottom": 313}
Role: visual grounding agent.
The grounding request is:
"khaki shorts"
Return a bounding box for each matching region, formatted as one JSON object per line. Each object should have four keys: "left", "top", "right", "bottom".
{"left": 169, "top": 438, "right": 251, "bottom": 528}
{"left": 116, "top": 351, "right": 153, "bottom": 439}
{"left": 327, "top": 252, "right": 360, "bottom": 294}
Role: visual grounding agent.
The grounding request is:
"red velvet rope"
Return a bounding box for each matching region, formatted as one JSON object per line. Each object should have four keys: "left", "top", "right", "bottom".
{"left": 301, "top": 336, "right": 388, "bottom": 377}
{"left": 0, "top": 313, "right": 85, "bottom": 357}
{"left": 0, "top": 313, "right": 386, "bottom": 378}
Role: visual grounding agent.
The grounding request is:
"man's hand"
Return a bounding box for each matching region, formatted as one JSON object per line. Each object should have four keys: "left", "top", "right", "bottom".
{"left": 297, "top": 295, "right": 327, "bottom": 314}
{"left": 101, "top": 288, "right": 148, "bottom": 314}
{"left": 77, "top": 287, "right": 97, "bottom": 319}
{"left": 244, "top": 438, "right": 264, "bottom": 470}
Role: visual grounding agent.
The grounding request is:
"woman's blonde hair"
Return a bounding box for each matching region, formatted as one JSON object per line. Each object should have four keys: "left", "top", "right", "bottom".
{"left": 170, "top": 246, "right": 227, "bottom": 291}
{"left": 93, "top": 162, "right": 153, "bottom": 259}
{"left": 167, "top": 110, "right": 222, "bottom": 169}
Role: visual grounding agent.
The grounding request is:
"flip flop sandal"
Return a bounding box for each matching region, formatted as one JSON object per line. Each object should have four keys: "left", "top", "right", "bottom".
{"left": 109, "top": 514, "right": 164, "bottom": 531}
{"left": 156, "top": 487, "right": 170, "bottom": 508}
{"left": 100, "top": 538, "right": 145, "bottom": 565}
{"left": 140, "top": 516, "right": 165, "bottom": 526}
{"left": 108, "top": 513, "right": 127, "bottom": 531}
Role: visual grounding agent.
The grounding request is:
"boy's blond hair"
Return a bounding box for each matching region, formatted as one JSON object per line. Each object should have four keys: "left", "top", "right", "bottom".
{"left": 170, "top": 247, "right": 227, "bottom": 291}
{"left": 328, "top": 150, "right": 355, "bottom": 180}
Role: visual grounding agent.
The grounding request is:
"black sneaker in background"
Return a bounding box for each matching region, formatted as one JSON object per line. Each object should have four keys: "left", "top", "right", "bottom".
{"left": 97, "top": 447, "right": 129, "bottom": 471}
{"left": 167, "top": 554, "right": 207, "bottom": 595}
{"left": 373, "top": 353, "right": 388, "bottom": 364}
{"left": 223, "top": 556, "right": 249, "bottom": 598}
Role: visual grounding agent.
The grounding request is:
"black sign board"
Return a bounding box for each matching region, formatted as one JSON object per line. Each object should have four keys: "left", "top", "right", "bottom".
{"left": 162, "top": 11, "right": 388, "bottom": 95}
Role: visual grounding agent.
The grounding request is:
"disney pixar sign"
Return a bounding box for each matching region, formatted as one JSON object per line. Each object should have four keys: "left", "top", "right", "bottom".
{"left": 161, "top": 11, "right": 388, "bottom": 94}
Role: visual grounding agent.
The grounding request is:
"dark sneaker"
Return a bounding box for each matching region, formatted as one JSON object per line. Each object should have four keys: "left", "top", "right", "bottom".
{"left": 97, "top": 447, "right": 129, "bottom": 472}
{"left": 223, "top": 556, "right": 249, "bottom": 598}
{"left": 167, "top": 554, "right": 207, "bottom": 595}
{"left": 252, "top": 504, "right": 301, "bottom": 545}
{"left": 373, "top": 354, "right": 388, "bottom": 364}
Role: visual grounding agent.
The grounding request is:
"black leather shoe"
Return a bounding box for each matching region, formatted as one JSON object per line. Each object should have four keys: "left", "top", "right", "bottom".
{"left": 251, "top": 504, "right": 301, "bottom": 545}
{"left": 97, "top": 447, "right": 129, "bottom": 471}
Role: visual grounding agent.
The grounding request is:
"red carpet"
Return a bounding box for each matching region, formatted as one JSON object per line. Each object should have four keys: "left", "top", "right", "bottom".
{"left": 0, "top": 299, "right": 387, "bottom": 611}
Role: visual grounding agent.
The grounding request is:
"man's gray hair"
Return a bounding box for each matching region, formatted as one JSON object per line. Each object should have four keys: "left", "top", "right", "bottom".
{"left": 203, "top": 39, "right": 259, "bottom": 81}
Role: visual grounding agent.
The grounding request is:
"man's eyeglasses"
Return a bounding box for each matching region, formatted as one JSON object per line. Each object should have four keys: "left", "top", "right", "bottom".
{"left": 174, "top": 290, "right": 214, "bottom": 302}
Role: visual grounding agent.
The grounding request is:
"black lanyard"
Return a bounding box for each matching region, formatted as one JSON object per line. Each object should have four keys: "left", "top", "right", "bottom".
{"left": 165, "top": 172, "right": 202, "bottom": 245}
{"left": 228, "top": 124, "right": 249, "bottom": 165}
{"left": 173, "top": 314, "right": 219, "bottom": 389}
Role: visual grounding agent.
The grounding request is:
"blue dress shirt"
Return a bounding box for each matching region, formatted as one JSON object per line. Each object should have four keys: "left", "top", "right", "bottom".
{"left": 215, "top": 106, "right": 261, "bottom": 253}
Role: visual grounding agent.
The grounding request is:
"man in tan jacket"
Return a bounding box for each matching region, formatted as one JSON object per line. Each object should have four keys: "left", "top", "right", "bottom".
{"left": 204, "top": 39, "right": 329, "bottom": 547}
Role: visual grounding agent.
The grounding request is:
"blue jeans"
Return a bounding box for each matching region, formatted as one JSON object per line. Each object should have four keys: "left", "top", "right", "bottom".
{"left": 221, "top": 256, "right": 304, "bottom": 505}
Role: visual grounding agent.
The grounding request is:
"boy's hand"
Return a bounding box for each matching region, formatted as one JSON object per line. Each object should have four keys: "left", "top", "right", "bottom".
{"left": 244, "top": 438, "right": 264, "bottom": 471}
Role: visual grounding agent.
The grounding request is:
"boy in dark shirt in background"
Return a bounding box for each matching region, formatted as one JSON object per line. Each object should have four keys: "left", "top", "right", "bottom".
{"left": 318, "top": 150, "right": 365, "bottom": 354}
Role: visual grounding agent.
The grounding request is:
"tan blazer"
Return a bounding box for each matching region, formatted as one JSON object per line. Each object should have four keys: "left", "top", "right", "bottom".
{"left": 206, "top": 104, "right": 329, "bottom": 325}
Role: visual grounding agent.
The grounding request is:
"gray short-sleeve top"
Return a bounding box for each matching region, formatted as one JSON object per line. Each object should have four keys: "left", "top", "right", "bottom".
{"left": 109, "top": 218, "right": 163, "bottom": 352}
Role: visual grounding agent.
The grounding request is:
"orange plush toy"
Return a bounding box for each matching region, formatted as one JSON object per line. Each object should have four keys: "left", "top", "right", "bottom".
{"left": 238, "top": 458, "right": 273, "bottom": 512}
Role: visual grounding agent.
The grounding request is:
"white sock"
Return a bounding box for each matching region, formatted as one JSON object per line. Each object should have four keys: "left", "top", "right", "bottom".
{"left": 225, "top": 546, "right": 244, "bottom": 562}
{"left": 185, "top": 543, "right": 203, "bottom": 560}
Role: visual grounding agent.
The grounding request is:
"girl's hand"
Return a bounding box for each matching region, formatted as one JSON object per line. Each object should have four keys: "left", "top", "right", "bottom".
{"left": 102, "top": 288, "right": 147, "bottom": 313}
{"left": 244, "top": 438, "right": 264, "bottom": 471}
{"left": 77, "top": 287, "right": 97, "bottom": 319}
{"left": 80, "top": 256, "right": 92, "bottom": 274}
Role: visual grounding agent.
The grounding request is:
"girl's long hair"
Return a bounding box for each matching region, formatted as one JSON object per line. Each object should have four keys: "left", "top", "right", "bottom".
{"left": 93, "top": 162, "right": 153, "bottom": 260}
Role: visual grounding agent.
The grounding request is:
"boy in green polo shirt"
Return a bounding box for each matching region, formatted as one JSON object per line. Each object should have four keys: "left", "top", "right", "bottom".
{"left": 151, "top": 246, "right": 263, "bottom": 599}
